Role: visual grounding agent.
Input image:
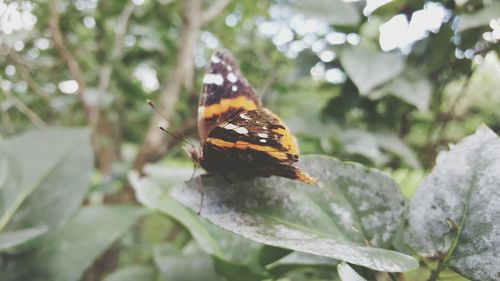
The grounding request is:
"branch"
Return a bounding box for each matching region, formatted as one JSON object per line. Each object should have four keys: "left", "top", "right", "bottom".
{"left": 98, "top": 1, "right": 135, "bottom": 92}
{"left": 49, "top": 0, "right": 93, "bottom": 122}
{"left": 134, "top": 0, "right": 232, "bottom": 172}
{"left": 133, "top": 0, "right": 203, "bottom": 172}
{"left": 201, "top": 0, "right": 230, "bottom": 25}
{"left": 7, "top": 50, "right": 50, "bottom": 100}
{"left": 1, "top": 77, "right": 48, "bottom": 128}
{"left": 112, "top": 1, "right": 135, "bottom": 59}
{"left": 49, "top": 0, "right": 86, "bottom": 91}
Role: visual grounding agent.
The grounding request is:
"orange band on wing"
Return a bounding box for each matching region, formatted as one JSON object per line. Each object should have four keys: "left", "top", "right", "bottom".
{"left": 272, "top": 127, "right": 298, "bottom": 155}
{"left": 207, "top": 138, "right": 290, "bottom": 161}
{"left": 294, "top": 169, "right": 319, "bottom": 185}
{"left": 200, "top": 96, "right": 258, "bottom": 119}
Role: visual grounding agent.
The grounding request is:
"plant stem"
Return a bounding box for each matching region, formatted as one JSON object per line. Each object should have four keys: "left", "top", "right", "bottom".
{"left": 427, "top": 259, "right": 446, "bottom": 281}
{"left": 427, "top": 200, "right": 468, "bottom": 280}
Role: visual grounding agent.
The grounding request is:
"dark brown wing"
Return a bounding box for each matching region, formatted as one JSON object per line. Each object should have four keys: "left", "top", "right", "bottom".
{"left": 197, "top": 50, "right": 262, "bottom": 144}
{"left": 201, "top": 109, "right": 317, "bottom": 184}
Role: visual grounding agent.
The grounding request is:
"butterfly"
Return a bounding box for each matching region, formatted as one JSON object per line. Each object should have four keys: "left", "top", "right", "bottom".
{"left": 185, "top": 50, "right": 318, "bottom": 185}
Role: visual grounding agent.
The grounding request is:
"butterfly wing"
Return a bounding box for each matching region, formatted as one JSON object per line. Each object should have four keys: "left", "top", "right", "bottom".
{"left": 202, "top": 109, "right": 317, "bottom": 184}
{"left": 198, "top": 50, "right": 262, "bottom": 144}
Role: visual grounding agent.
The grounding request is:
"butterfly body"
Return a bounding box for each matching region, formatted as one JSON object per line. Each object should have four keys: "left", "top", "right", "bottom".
{"left": 187, "top": 50, "right": 317, "bottom": 185}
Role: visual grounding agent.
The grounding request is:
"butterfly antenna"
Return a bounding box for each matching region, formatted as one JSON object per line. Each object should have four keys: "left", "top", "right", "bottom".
{"left": 147, "top": 99, "right": 169, "bottom": 120}
{"left": 157, "top": 126, "right": 194, "bottom": 147}
{"left": 147, "top": 99, "right": 195, "bottom": 147}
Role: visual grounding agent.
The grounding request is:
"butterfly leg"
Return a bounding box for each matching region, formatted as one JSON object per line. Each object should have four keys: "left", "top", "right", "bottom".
{"left": 196, "top": 175, "right": 206, "bottom": 215}
{"left": 186, "top": 162, "right": 197, "bottom": 183}
{"left": 197, "top": 189, "right": 204, "bottom": 215}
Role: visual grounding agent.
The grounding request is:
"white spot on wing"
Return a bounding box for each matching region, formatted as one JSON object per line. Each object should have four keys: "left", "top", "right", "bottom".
{"left": 232, "top": 85, "right": 238, "bottom": 92}
{"left": 224, "top": 123, "right": 248, "bottom": 134}
{"left": 239, "top": 113, "right": 250, "bottom": 120}
{"left": 211, "top": 54, "right": 221, "bottom": 63}
{"left": 227, "top": 72, "right": 238, "bottom": 83}
{"left": 260, "top": 139, "right": 267, "bottom": 143}
{"left": 203, "top": 73, "right": 224, "bottom": 85}
{"left": 227, "top": 65, "right": 232, "bottom": 71}
{"left": 257, "top": 133, "right": 269, "bottom": 138}
{"left": 224, "top": 123, "right": 238, "bottom": 130}
{"left": 235, "top": 127, "right": 249, "bottom": 134}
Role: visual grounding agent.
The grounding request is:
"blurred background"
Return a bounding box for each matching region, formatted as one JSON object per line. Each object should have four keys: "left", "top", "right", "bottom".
{"left": 0, "top": 0, "right": 499, "bottom": 280}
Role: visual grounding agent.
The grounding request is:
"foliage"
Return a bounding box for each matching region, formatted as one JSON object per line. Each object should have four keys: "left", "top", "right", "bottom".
{"left": 404, "top": 126, "right": 500, "bottom": 281}
{"left": 129, "top": 124, "right": 500, "bottom": 280}
{"left": 1, "top": 0, "right": 499, "bottom": 280}
{"left": 0, "top": 129, "right": 92, "bottom": 231}
{"left": 131, "top": 156, "right": 418, "bottom": 273}
{"left": 0, "top": 128, "right": 143, "bottom": 281}
{"left": 337, "top": 262, "right": 368, "bottom": 281}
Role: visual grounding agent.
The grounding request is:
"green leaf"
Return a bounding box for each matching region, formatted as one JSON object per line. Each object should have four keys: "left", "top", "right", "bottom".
{"left": 373, "top": 133, "right": 422, "bottom": 169}
{"left": 213, "top": 256, "right": 264, "bottom": 281}
{"left": 337, "top": 262, "right": 367, "bottom": 281}
{"left": 129, "top": 169, "right": 266, "bottom": 279}
{"left": 257, "top": 246, "right": 291, "bottom": 268}
{"left": 274, "top": 79, "right": 340, "bottom": 123}
{"left": 103, "top": 266, "right": 157, "bottom": 281}
{"left": 405, "top": 125, "right": 500, "bottom": 281}
{"left": 369, "top": 70, "right": 433, "bottom": 112}
{"left": 289, "top": 0, "right": 360, "bottom": 26}
{"left": 267, "top": 251, "right": 338, "bottom": 278}
{"left": 154, "top": 242, "right": 223, "bottom": 281}
{"left": 386, "top": 168, "right": 425, "bottom": 200}
{"left": 0, "top": 128, "right": 93, "bottom": 231}
{"left": 337, "top": 129, "right": 388, "bottom": 166}
{"left": 336, "top": 130, "right": 421, "bottom": 168}
{"left": 340, "top": 46, "right": 405, "bottom": 94}
{"left": 370, "top": 0, "right": 405, "bottom": 16}
{"left": 278, "top": 266, "right": 340, "bottom": 281}
{"left": 370, "top": 0, "right": 425, "bottom": 17}
{"left": 0, "top": 225, "right": 48, "bottom": 252}
{"left": 458, "top": 3, "right": 500, "bottom": 31}
{"left": 0, "top": 154, "right": 22, "bottom": 215}
{"left": 271, "top": 251, "right": 339, "bottom": 268}
{"left": 1, "top": 205, "right": 144, "bottom": 281}
{"left": 130, "top": 169, "right": 249, "bottom": 257}
{"left": 170, "top": 155, "right": 418, "bottom": 272}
